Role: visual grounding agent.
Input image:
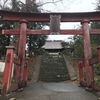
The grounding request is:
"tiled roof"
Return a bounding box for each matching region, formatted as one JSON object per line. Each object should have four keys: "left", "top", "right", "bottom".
{"left": 42, "top": 41, "right": 63, "bottom": 49}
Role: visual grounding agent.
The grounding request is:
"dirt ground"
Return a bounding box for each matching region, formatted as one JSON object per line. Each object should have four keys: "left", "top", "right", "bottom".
{"left": 66, "top": 56, "right": 79, "bottom": 84}
{"left": 0, "top": 56, "right": 38, "bottom": 88}
{"left": 0, "top": 72, "right": 3, "bottom": 88}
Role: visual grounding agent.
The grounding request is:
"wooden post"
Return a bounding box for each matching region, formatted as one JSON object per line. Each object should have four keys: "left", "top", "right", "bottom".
{"left": 18, "top": 19, "right": 28, "bottom": 87}
{"left": 15, "top": 59, "right": 20, "bottom": 84}
{"left": 23, "top": 58, "right": 28, "bottom": 85}
{"left": 81, "top": 20, "right": 94, "bottom": 88}
{"left": 1, "top": 46, "right": 15, "bottom": 95}
{"left": 78, "top": 59, "right": 84, "bottom": 85}
{"left": 97, "top": 46, "right": 100, "bottom": 64}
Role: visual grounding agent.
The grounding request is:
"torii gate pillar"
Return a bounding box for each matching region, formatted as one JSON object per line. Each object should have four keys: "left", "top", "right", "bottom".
{"left": 1, "top": 46, "right": 15, "bottom": 94}
{"left": 16, "top": 19, "right": 28, "bottom": 87}
{"left": 81, "top": 20, "right": 94, "bottom": 88}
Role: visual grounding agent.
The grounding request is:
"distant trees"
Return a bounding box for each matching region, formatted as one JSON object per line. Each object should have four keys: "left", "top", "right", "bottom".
{"left": 61, "top": 41, "right": 69, "bottom": 48}
{"left": 0, "top": 0, "right": 48, "bottom": 58}
{"left": 61, "top": 0, "right": 100, "bottom": 58}
{"left": 90, "top": 0, "right": 100, "bottom": 57}
{"left": 61, "top": 35, "right": 84, "bottom": 58}
{"left": 70, "top": 35, "right": 84, "bottom": 58}
{"left": 0, "top": 1, "right": 14, "bottom": 58}
{"left": 24, "top": 0, "right": 48, "bottom": 57}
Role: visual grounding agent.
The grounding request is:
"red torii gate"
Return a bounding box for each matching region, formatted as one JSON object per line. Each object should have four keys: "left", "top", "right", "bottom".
{"left": 1, "top": 10, "right": 100, "bottom": 94}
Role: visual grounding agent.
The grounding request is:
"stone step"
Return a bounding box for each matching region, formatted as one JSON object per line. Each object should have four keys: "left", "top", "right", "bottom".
{"left": 39, "top": 55, "right": 70, "bottom": 82}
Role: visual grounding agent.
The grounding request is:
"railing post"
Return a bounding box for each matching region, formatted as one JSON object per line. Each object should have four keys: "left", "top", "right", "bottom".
{"left": 1, "top": 46, "right": 15, "bottom": 95}
{"left": 15, "top": 59, "right": 20, "bottom": 84}
{"left": 23, "top": 58, "right": 29, "bottom": 85}
{"left": 81, "top": 20, "right": 94, "bottom": 88}
{"left": 78, "top": 59, "right": 84, "bottom": 85}
{"left": 97, "top": 46, "right": 100, "bottom": 64}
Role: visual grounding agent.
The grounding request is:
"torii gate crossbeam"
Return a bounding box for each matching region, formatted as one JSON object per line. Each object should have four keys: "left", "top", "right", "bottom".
{"left": 2, "top": 29, "right": 100, "bottom": 35}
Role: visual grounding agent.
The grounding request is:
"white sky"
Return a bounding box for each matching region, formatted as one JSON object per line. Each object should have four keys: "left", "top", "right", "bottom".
{"left": 41, "top": 0, "right": 96, "bottom": 41}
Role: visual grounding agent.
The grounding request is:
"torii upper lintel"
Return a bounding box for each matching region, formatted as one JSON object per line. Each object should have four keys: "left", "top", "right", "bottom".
{"left": 1, "top": 10, "right": 100, "bottom": 22}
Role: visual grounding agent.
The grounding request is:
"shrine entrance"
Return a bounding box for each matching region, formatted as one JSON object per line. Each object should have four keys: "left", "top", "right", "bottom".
{"left": 0, "top": 10, "right": 100, "bottom": 95}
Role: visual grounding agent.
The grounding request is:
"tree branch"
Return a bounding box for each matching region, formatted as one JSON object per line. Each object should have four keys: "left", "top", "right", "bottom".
{"left": 18, "top": 1, "right": 25, "bottom": 5}
{"left": 37, "top": 0, "right": 61, "bottom": 7}
{"left": 2, "top": 0, "right": 9, "bottom": 9}
{"left": 0, "top": 5, "right": 2, "bottom": 9}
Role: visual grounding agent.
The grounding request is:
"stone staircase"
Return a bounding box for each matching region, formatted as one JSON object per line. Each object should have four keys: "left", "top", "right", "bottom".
{"left": 39, "top": 55, "right": 70, "bottom": 82}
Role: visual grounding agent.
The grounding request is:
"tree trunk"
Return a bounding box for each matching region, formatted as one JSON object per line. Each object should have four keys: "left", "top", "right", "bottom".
{"left": 11, "top": 0, "right": 19, "bottom": 54}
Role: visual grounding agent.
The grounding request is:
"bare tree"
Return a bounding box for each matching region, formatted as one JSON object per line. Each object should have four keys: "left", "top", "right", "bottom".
{"left": 36, "top": 0, "right": 82, "bottom": 12}
{"left": 0, "top": 0, "right": 9, "bottom": 9}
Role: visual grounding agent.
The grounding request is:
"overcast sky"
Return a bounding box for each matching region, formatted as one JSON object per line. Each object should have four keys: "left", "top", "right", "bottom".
{"left": 42, "top": 0, "right": 96, "bottom": 41}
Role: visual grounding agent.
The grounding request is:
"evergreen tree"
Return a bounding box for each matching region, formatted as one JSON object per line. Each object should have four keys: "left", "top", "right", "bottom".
{"left": 90, "top": 0, "right": 100, "bottom": 57}
{"left": 24, "top": 0, "right": 48, "bottom": 56}
{"left": 0, "top": 0, "right": 48, "bottom": 57}
{"left": 61, "top": 35, "right": 84, "bottom": 58}
{"left": 0, "top": 2, "right": 13, "bottom": 58}
{"left": 72, "top": 35, "right": 84, "bottom": 58}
